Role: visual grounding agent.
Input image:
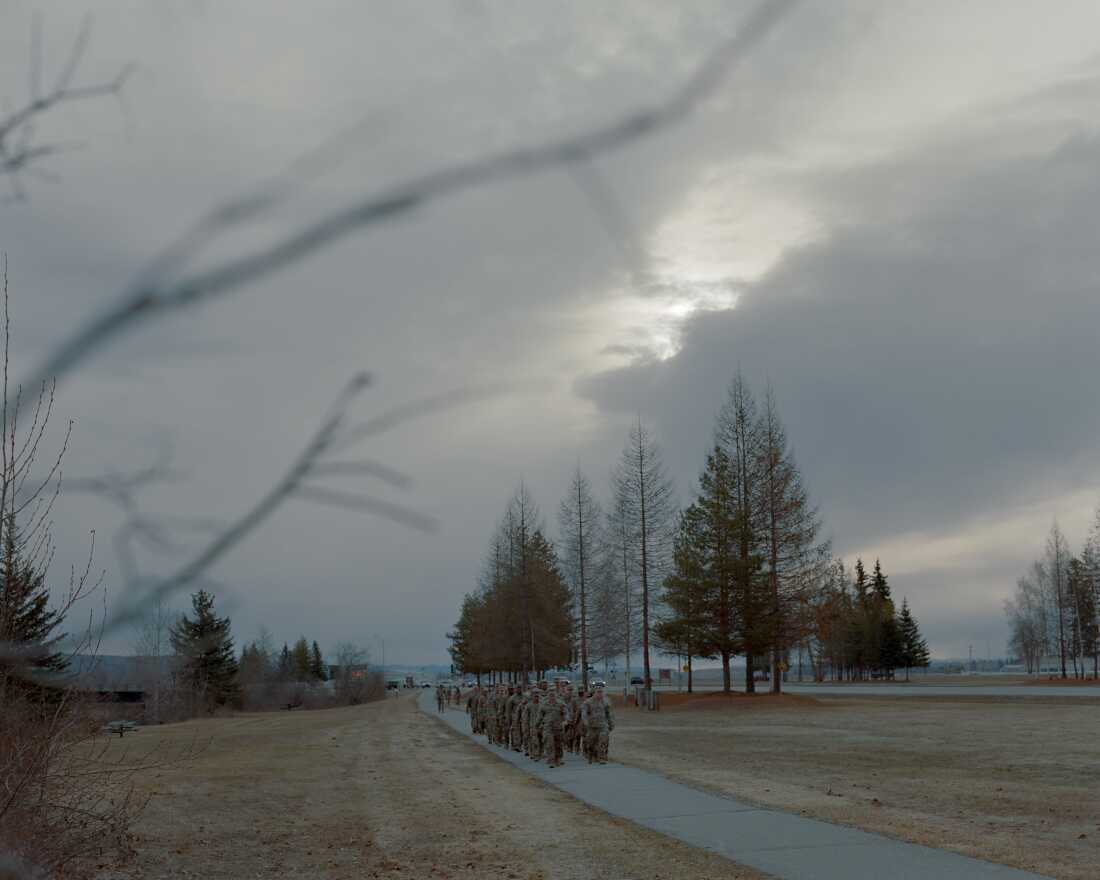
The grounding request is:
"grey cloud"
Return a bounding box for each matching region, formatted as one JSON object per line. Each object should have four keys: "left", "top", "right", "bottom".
{"left": 578, "top": 88, "right": 1100, "bottom": 655}
{"left": 2, "top": 2, "right": 1098, "bottom": 663}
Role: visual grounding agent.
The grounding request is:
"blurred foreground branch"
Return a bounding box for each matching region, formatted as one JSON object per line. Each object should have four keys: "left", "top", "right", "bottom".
{"left": 0, "top": 14, "right": 132, "bottom": 200}
{"left": 16, "top": 0, "right": 798, "bottom": 409}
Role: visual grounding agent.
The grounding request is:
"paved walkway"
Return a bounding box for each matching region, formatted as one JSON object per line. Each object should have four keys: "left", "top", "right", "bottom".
{"left": 420, "top": 692, "right": 1050, "bottom": 880}
{"left": 672, "top": 683, "right": 1100, "bottom": 699}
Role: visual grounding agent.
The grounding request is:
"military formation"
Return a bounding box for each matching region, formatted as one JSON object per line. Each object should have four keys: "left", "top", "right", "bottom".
{"left": 462, "top": 680, "right": 614, "bottom": 766}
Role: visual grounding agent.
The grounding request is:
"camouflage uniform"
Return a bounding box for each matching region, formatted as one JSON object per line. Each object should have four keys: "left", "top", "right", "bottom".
{"left": 524, "top": 693, "right": 542, "bottom": 758}
{"left": 508, "top": 690, "right": 524, "bottom": 751}
{"left": 476, "top": 689, "right": 488, "bottom": 736}
{"left": 488, "top": 689, "right": 500, "bottom": 743}
{"left": 566, "top": 691, "right": 582, "bottom": 754}
{"left": 575, "top": 691, "right": 589, "bottom": 759}
{"left": 583, "top": 690, "right": 614, "bottom": 763}
{"left": 541, "top": 692, "right": 564, "bottom": 767}
{"left": 465, "top": 688, "right": 477, "bottom": 729}
{"left": 497, "top": 688, "right": 512, "bottom": 744}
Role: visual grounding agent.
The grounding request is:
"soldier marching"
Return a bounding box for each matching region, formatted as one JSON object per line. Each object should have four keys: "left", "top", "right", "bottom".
{"left": 447, "top": 678, "right": 615, "bottom": 767}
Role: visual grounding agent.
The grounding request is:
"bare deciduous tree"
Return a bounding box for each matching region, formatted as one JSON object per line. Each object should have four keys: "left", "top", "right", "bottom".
{"left": 558, "top": 467, "right": 602, "bottom": 690}
{"left": 756, "top": 384, "right": 828, "bottom": 693}
{"left": 611, "top": 418, "right": 675, "bottom": 690}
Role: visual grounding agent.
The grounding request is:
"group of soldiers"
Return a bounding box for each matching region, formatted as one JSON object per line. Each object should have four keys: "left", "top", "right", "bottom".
{"left": 462, "top": 680, "right": 615, "bottom": 766}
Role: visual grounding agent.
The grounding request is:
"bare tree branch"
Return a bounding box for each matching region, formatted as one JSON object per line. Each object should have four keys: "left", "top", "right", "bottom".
{"left": 14, "top": 0, "right": 799, "bottom": 411}
{"left": 0, "top": 15, "right": 133, "bottom": 193}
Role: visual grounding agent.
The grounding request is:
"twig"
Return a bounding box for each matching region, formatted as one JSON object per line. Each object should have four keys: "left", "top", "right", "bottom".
{"left": 13, "top": 0, "right": 799, "bottom": 411}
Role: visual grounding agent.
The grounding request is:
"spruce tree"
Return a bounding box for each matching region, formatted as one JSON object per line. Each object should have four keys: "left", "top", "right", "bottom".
{"left": 656, "top": 503, "right": 720, "bottom": 692}
{"left": 238, "top": 641, "right": 270, "bottom": 688}
{"left": 170, "top": 589, "right": 239, "bottom": 711}
{"left": 291, "top": 637, "right": 312, "bottom": 681}
{"left": 869, "top": 559, "right": 898, "bottom": 675}
{"left": 685, "top": 446, "right": 749, "bottom": 692}
{"left": 897, "top": 598, "right": 930, "bottom": 681}
{"left": 717, "top": 371, "right": 767, "bottom": 692}
{"left": 276, "top": 643, "right": 292, "bottom": 681}
{"left": 310, "top": 640, "right": 328, "bottom": 681}
{"left": 871, "top": 558, "right": 891, "bottom": 600}
{"left": 853, "top": 558, "right": 869, "bottom": 605}
{"left": 0, "top": 515, "right": 67, "bottom": 677}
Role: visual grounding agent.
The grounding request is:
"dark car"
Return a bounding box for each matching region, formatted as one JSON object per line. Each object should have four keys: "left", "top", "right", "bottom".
{"left": 629, "top": 676, "right": 645, "bottom": 686}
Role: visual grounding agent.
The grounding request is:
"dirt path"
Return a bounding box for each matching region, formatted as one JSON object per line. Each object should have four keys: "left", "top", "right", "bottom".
{"left": 101, "top": 695, "right": 766, "bottom": 879}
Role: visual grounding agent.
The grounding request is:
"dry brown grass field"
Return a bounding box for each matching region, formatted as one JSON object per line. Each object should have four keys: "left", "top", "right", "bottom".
{"left": 611, "top": 692, "right": 1100, "bottom": 880}
{"left": 94, "top": 695, "right": 763, "bottom": 880}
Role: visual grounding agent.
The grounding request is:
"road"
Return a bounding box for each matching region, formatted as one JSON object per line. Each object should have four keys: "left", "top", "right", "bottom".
{"left": 594, "top": 682, "right": 1100, "bottom": 699}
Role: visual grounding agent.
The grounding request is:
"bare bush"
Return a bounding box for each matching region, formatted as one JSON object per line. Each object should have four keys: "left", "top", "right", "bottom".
{"left": 0, "top": 688, "right": 190, "bottom": 877}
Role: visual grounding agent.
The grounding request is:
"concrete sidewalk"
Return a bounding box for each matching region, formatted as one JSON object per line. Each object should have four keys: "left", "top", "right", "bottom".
{"left": 420, "top": 692, "right": 1050, "bottom": 880}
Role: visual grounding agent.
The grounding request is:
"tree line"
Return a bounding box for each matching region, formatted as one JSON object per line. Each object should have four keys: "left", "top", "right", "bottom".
{"left": 449, "top": 371, "right": 932, "bottom": 692}
{"left": 133, "top": 589, "right": 381, "bottom": 714}
{"left": 1005, "top": 516, "right": 1100, "bottom": 678}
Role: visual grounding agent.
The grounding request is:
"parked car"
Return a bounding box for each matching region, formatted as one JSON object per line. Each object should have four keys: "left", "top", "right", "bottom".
{"left": 419, "top": 681, "right": 433, "bottom": 688}
{"left": 463, "top": 680, "right": 475, "bottom": 688}
{"left": 385, "top": 679, "right": 400, "bottom": 691}
{"left": 554, "top": 676, "right": 571, "bottom": 687}
{"left": 590, "top": 679, "right": 607, "bottom": 689}
{"left": 629, "top": 676, "right": 645, "bottom": 686}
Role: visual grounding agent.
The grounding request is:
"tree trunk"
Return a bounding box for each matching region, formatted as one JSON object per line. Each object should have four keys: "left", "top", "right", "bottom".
{"left": 639, "top": 450, "right": 652, "bottom": 692}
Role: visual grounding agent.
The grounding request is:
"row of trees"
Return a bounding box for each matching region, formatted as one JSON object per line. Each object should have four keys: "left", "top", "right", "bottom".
{"left": 153, "top": 590, "right": 381, "bottom": 712}
{"left": 240, "top": 635, "right": 328, "bottom": 687}
{"left": 449, "top": 372, "right": 932, "bottom": 691}
{"left": 796, "top": 558, "right": 930, "bottom": 682}
{"left": 447, "top": 486, "right": 574, "bottom": 681}
{"left": 1005, "top": 517, "right": 1100, "bottom": 678}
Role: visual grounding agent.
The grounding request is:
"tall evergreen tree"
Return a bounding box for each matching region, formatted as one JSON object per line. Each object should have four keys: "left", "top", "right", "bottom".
{"left": 657, "top": 503, "right": 720, "bottom": 692}
{"left": 871, "top": 559, "right": 890, "bottom": 601}
{"left": 276, "top": 643, "right": 292, "bottom": 681}
{"left": 0, "top": 516, "right": 67, "bottom": 678}
{"left": 717, "top": 371, "right": 768, "bottom": 692}
{"left": 688, "top": 446, "right": 745, "bottom": 692}
{"left": 170, "top": 589, "right": 239, "bottom": 711}
{"left": 238, "top": 641, "right": 271, "bottom": 688}
{"left": 897, "top": 598, "right": 930, "bottom": 681}
{"left": 291, "top": 636, "right": 312, "bottom": 682}
{"left": 310, "top": 640, "right": 328, "bottom": 681}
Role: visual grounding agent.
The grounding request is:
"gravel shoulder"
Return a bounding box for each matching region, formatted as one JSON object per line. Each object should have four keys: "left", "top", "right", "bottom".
{"left": 611, "top": 692, "right": 1100, "bottom": 880}
{"left": 99, "top": 694, "right": 767, "bottom": 879}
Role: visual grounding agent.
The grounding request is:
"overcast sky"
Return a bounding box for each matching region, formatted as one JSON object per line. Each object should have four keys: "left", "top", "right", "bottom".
{"left": 3, "top": 1, "right": 1099, "bottom": 664}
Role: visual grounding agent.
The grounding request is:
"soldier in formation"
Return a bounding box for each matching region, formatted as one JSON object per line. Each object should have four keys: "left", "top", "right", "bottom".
{"left": 582, "top": 687, "right": 614, "bottom": 764}
{"left": 459, "top": 679, "right": 614, "bottom": 768}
